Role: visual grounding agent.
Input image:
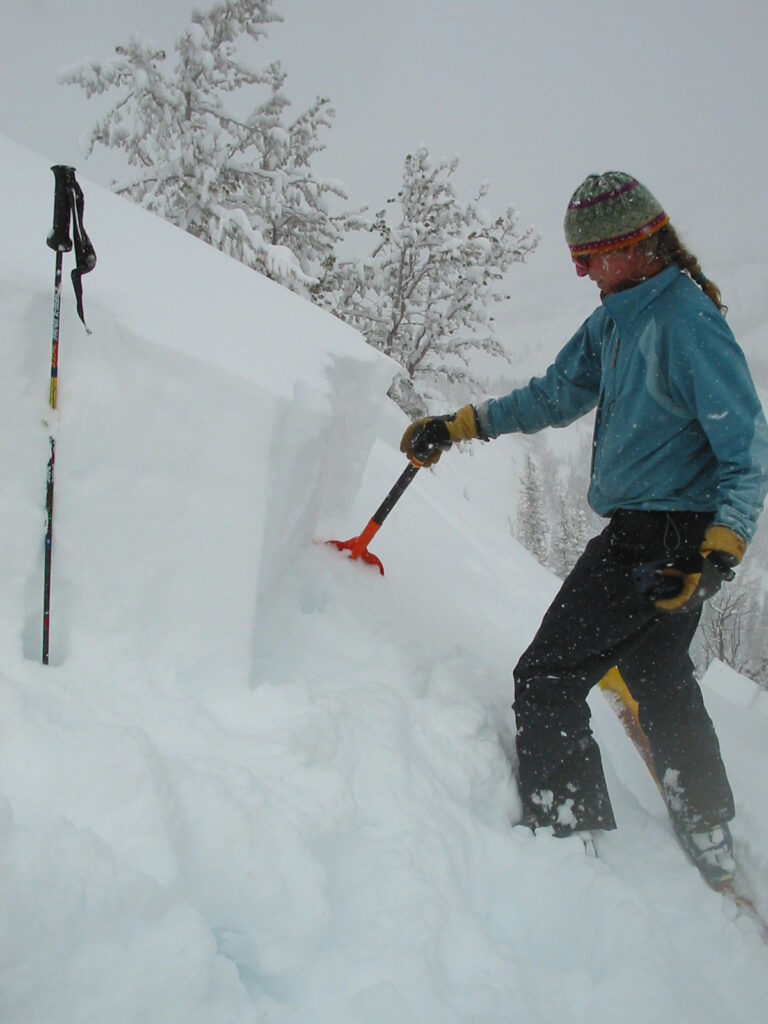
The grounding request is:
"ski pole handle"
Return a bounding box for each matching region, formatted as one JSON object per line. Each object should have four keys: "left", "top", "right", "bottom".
{"left": 47, "top": 165, "right": 75, "bottom": 253}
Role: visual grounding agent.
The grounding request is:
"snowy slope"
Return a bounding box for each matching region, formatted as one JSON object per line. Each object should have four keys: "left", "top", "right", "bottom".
{"left": 0, "top": 137, "right": 767, "bottom": 1024}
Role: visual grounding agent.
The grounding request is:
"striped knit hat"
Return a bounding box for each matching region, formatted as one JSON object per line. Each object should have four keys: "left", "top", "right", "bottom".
{"left": 564, "top": 172, "right": 669, "bottom": 257}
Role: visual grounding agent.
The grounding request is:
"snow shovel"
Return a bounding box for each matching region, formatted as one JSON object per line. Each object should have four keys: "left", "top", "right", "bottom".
{"left": 327, "top": 462, "right": 420, "bottom": 575}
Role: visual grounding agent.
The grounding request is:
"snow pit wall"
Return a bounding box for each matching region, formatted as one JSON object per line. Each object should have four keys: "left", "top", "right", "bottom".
{"left": 0, "top": 135, "right": 396, "bottom": 674}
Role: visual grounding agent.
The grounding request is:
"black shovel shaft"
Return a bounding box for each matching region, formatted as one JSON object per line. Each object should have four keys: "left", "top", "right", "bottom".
{"left": 371, "top": 462, "right": 420, "bottom": 527}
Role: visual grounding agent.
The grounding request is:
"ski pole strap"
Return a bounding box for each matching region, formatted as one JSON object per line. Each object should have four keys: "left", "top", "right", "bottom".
{"left": 47, "top": 165, "right": 97, "bottom": 331}
{"left": 70, "top": 175, "right": 96, "bottom": 329}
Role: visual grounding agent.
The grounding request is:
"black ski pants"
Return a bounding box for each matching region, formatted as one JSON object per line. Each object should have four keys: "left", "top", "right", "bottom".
{"left": 513, "top": 509, "right": 735, "bottom": 834}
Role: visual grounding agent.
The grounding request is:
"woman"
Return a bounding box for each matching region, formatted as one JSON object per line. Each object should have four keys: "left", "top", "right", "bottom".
{"left": 400, "top": 171, "right": 768, "bottom": 886}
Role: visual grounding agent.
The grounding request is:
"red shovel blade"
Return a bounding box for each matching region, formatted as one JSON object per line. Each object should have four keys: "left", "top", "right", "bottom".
{"left": 326, "top": 519, "right": 384, "bottom": 575}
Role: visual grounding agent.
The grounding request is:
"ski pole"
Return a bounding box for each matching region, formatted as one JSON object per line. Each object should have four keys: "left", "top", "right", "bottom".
{"left": 42, "top": 165, "right": 96, "bottom": 663}
{"left": 42, "top": 167, "right": 74, "bottom": 663}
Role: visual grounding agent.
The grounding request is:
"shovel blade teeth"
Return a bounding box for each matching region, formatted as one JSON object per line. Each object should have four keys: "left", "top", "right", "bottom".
{"left": 326, "top": 538, "right": 385, "bottom": 575}
{"left": 359, "top": 550, "right": 385, "bottom": 575}
{"left": 327, "top": 538, "right": 353, "bottom": 551}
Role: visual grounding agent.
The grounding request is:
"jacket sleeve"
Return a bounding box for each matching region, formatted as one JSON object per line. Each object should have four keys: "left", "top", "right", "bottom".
{"left": 668, "top": 312, "right": 768, "bottom": 543}
{"left": 476, "top": 314, "right": 603, "bottom": 439}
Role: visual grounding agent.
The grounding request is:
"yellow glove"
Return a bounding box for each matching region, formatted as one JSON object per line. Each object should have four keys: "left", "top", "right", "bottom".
{"left": 700, "top": 525, "right": 746, "bottom": 563}
{"left": 655, "top": 525, "right": 745, "bottom": 613}
{"left": 400, "top": 404, "right": 481, "bottom": 467}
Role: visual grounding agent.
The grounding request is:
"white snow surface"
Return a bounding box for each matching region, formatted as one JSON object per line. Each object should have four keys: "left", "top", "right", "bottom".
{"left": 1, "top": 137, "right": 767, "bottom": 1024}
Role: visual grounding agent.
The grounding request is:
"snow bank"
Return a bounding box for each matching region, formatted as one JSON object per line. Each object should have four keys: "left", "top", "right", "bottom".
{"left": 702, "top": 659, "right": 768, "bottom": 714}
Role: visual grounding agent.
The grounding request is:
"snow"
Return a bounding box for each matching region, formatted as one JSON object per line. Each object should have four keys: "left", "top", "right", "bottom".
{"left": 1, "top": 135, "right": 767, "bottom": 1024}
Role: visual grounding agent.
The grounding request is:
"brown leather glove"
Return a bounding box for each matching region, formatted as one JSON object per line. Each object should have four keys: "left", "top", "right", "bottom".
{"left": 655, "top": 525, "right": 746, "bottom": 613}
{"left": 400, "top": 405, "right": 482, "bottom": 467}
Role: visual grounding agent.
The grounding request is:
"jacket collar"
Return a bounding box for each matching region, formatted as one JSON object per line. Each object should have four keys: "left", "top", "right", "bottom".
{"left": 601, "top": 265, "right": 681, "bottom": 325}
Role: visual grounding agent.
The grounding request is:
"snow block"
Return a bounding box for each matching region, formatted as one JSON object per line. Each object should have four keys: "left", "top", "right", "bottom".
{"left": 701, "top": 659, "right": 766, "bottom": 713}
{"left": 0, "top": 134, "right": 396, "bottom": 673}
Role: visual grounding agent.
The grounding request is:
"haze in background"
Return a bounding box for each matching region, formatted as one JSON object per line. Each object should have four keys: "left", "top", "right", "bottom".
{"left": 3, "top": 0, "right": 767, "bottom": 294}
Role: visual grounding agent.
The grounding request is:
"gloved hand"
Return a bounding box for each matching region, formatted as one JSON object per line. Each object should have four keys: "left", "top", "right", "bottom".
{"left": 400, "top": 404, "right": 482, "bottom": 467}
{"left": 654, "top": 525, "right": 746, "bottom": 613}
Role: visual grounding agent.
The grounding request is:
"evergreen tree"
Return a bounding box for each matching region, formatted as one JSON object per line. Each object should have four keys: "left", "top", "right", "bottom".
{"left": 60, "top": 0, "right": 359, "bottom": 292}
{"left": 517, "top": 453, "right": 548, "bottom": 565}
{"left": 551, "top": 489, "right": 588, "bottom": 579}
{"left": 321, "top": 146, "right": 538, "bottom": 415}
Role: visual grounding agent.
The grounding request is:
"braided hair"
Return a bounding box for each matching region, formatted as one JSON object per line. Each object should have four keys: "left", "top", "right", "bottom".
{"left": 652, "top": 225, "right": 727, "bottom": 315}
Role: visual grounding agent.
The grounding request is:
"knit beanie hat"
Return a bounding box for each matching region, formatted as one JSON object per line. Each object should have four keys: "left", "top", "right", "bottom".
{"left": 564, "top": 172, "right": 669, "bottom": 257}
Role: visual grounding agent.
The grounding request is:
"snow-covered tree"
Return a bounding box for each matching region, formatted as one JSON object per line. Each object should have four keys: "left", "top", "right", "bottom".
{"left": 517, "top": 453, "right": 548, "bottom": 565}
{"left": 60, "top": 0, "right": 360, "bottom": 292}
{"left": 321, "top": 146, "right": 538, "bottom": 415}
{"left": 693, "top": 573, "right": 766, "bottom": 681}
{"left": 551, "top": 490, "right": 588, "bottom": 578}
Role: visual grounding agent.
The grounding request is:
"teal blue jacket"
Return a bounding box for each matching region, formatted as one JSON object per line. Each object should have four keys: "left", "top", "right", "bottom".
{"left": 476, "top": 267, "right": 768, "bottom": 542}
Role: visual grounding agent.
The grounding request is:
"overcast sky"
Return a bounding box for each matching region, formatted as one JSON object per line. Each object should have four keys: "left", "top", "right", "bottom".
{"left": 2, "top": 0, "right": 767, "bottom": 288}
